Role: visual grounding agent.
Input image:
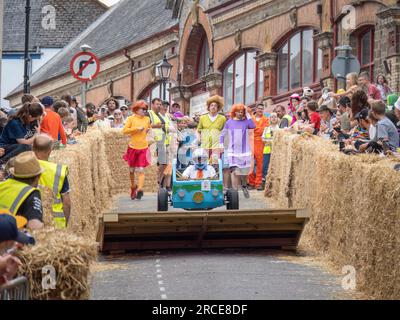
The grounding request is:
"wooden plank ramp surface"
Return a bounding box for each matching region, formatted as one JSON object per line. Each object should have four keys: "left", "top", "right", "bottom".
{"left": 97, "top": 209, "right": 309, "bottom": 253}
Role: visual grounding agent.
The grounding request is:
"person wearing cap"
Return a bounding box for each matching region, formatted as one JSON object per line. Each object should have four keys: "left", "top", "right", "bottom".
{"left": 40, "top": 96, "right": 67, "bottom": 147}
{"left": 0, "top": 152, "right": 44, "bottom": 230}
{"left": 123, "top": 101, "right": 152, "bottom": 200}
{"left": 0, "top": 213, "right": 35, "bottom": 286}
{"left": 197, "top": 95, "right": 227, "bottom": 161}
{"left": 318, "top": 105, "right": 337, "bottom": 138}
{"left": 32, "top": 135, "right": 71, "bottom": 229}
{"left": 0, "top": 102, "right": 44, "bottom": 166}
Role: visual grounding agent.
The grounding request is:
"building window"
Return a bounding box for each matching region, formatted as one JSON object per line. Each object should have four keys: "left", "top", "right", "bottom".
{"left": 141, "top": 82, "right": 172, "bottom": 104}
{"left": 197, "top": 39, "right": 210, "bottom": 79}
{"left": 277, "top": 29, "right": 321, "bottom": 94}
{"left": 222, "top": 50, "right": 264, "bottom": 110}
{"left": 358, "top": 28, "right": 374, "bottom": 80}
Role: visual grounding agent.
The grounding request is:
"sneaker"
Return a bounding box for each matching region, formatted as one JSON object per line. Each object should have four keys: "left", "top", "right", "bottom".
{"left": 137, "top": 190, "right": 144, "bottom": 200}
{"left": 242, "top": 186, "right": 250, "bottom": 199}
{"left": 130, "top": 186, "right": 137, "bottom": 200}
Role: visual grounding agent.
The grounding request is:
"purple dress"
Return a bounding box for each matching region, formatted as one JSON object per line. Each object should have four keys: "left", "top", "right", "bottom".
{"left": 220, "top": 118, "right": 256, "bottom": 169}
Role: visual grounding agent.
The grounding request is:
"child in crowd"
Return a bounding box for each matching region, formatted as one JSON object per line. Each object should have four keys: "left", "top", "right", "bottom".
{"left": 63, "top": 116, "right": 81, "bottom": 145}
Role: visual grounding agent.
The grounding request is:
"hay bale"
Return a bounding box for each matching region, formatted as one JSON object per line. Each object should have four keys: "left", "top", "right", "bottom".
{"left": 17, "top": 229, "right": 97, "bottom": 300}
{"left": 266, "top": 131, "right": 400, "bottom": 300}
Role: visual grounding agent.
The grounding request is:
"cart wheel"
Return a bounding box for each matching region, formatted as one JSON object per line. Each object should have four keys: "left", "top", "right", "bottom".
{"left": 226, "top": 189, "right": 239, "bottom": 210}
{"left": 158, "top": 188, "right": 169, "bottom": 212}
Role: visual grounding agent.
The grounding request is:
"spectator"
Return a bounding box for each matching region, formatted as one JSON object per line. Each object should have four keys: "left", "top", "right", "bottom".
{"left": 353, "top": 109, "right": 373, "bottom": 151}
{"left": 351, "top": 90, "right": 370, "bottom": 120}
{"left": 302, "top": 87, "right": 315, "bottom": 100}
{"left": 93, "top": 106, "right": 111, "bottom": 129}
{"left": 0, "top": 152, "right": 44, "bottom": 230}
{"left": 111, "top": 109, "right": 125, "bottom": 129}
{"left": 58, "top": 107, "right": 70, "bottom": 120}
{"left": 72, "top": 97, "right": 88, "bottom": 133}
{"left": 85, "top": 103, "right": 98, "bottom": 126}
{"left": 40, "top": 96, "right": 67, "bottom": 147}
{"left": 0, "top": 214, "right": 35, "bottom": 286}
{"left": 370, "top": 100, "right": 400, "bottom": 151}
{"left": 33, "top": 135, "right": 71, "bottom": 229}
{"left": 106, "top": 98, "right": 119, "bottom": 115}
{"left": 0, "top": 103, "right": 43, "bottom": 165}
{"left": 358, "top": 72, "right": 382, "bottom": 101}
{"left": 274, "top": 105, "right": 292, "bottom": 129}
{"left": 318, "top": 105, "right": 337, "bottom": 138}
{"left": 61, "top": 95, "right": 78, "bottom": 129}
{"left": 376, "top": 74, "right": 392, "bottom": 102}
{"left": 307, "top": 101, "right": 321, "bottom": 134}
{"left": 53, "top": 100, "right": 68, "bottom": 114}
{"left": 330, "top": 72, "right": 359, "bottom": 99}
{"left": 288, "top": 94, "right": 300, "bottom": 125}
{"left": 337, "top": 96, "right": 352, "bottom": 132}
{"left": 21, "top": 94, "right": 39, "bottom": 105}
{"left": 120, "top": 105, "right": 130, "bottom": 121}
{"left": 220, "top": 104, "right": 256, "bottom": 199}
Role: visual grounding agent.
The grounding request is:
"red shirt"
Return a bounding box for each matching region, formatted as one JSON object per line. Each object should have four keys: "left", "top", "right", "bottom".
{"left": 368, "top": 84, "right": 382, "bottom": 100}
{"left": 310, "top": 112, "right": 321, "bottom": 132}
{"left": 41, "top": 109, "right": 67, "bottom": 145}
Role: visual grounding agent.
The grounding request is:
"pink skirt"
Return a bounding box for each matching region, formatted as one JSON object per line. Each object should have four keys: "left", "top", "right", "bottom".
{"left": 123, "top": 147, "right": 151, "bottom": 168}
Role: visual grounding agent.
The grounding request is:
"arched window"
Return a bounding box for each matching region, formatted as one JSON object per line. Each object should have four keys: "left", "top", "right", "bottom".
{"left": 277, "top": 29, "right": 321, "bottom": 94}
{"left": 358, "top": 28, "right": 374, "bottom": 80}
{"left": 222, "top": 50, "right": 264, "bottom": 110}
{"left": 141, "top": 82, "right": 172, "bottom": 104}
{"left": 197, "top": 39, "right": 210, "bottom": 78}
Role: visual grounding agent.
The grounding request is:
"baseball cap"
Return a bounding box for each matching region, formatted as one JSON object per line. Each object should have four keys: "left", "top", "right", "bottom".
{"left": 0, "top": 214, "right": 35, "bottom": 245}
{"left": 41, "top": 96, "right": 54, "bottom": 107}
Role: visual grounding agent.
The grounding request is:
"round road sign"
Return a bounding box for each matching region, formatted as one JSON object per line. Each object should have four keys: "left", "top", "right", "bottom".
{"left": 70, "top": 51, "right": 100, "bottom": 82}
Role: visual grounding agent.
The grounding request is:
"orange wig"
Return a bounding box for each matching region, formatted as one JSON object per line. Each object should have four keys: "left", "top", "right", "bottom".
{"left": 131, "top": 100, "right": 149, "bottom": 113}
{"left": 230, "top": 104, "right": 247, "bottom": 119}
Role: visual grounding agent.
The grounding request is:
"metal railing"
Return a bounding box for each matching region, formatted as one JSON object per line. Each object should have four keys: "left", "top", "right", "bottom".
{"left": 0, "top": 277, "right": 30, "bottom": 300}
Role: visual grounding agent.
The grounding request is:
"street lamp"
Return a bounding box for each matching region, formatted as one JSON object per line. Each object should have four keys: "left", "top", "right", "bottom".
{"left": 157, "top": 54, "right": 173, "bottom": 101}
{"left": 23, "top": 0, "right": 31, "bottom": 94}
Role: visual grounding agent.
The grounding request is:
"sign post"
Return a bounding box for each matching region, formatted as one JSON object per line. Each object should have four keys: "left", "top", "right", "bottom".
{"left": 331, "top": 45, "right": 360, "bottom": 89}
{"left": 69, "top": 48, "right": 100, "bottom": 107}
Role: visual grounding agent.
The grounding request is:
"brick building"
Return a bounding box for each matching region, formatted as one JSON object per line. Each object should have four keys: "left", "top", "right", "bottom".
{"left": 5, "top": 0, "right": 400, "bottom": 113}
{"left": 1, "top": 0, "right": 107, "bottom": 107}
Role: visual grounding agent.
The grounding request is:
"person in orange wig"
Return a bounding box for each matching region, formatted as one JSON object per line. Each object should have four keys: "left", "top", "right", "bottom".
{"left": 122, "top": 101, "right": 151, "bottom": 200}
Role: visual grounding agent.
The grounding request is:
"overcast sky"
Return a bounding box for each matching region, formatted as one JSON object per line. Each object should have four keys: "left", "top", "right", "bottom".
{"left": 99, "top": 0, "right": 120, "bottom": 6}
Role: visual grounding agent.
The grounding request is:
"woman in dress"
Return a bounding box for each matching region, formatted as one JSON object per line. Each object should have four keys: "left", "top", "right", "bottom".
{"left": 122, "top": 101, "right": 152, "bottom": 200}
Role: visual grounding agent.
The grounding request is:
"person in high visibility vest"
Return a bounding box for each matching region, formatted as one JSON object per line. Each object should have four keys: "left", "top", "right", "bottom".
{"left": 262, "top": 112, "right": 280, "bottom": 188}
{"left": 32, "top": 134, "right": 71, "bottom": 229}
{"left": 148, "top": 98, "right": 169, "bottom": 188}
{"left": 274, "top": 105, "right": 293, "bottom": 129}
{"left": 0, "top": 151, "right": 44, "bottom": 231}
{"left": 248, "top": 103, "right": 269, "bottom": 191}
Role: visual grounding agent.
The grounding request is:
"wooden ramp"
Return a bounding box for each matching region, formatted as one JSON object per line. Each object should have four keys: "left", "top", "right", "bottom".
{"left": 97, "top": 209, "right": 310, "bottom": 253}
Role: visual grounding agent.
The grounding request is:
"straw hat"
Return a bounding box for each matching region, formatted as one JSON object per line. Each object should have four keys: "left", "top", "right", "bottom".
{"left": 206, "top": 95, "right": 224, "bottom": 110}
{"left": 8, "top": 151, "right": 44, "bottom": 179}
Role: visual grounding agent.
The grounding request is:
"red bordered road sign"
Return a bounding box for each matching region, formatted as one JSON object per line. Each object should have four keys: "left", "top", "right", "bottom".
{"left": 70, "top": 51, "right": 100, "bottom": 82}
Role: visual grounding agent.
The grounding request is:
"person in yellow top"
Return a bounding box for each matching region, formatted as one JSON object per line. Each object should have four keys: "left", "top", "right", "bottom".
{"left": 123, "top": 101, "right": 151, "bottom": 200}
{"left": 197, "top": 95, "right": 227, "bottom": 159}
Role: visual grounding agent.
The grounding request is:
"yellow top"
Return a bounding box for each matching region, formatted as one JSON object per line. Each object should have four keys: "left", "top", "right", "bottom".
{"left": 123, "top": 115, "right": 151, "bottom": 150}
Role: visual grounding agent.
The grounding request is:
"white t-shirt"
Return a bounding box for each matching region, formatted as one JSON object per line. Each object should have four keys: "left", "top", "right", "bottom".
{"left": 208, "top": 114, "right": 218, "bottom": 123}
{"left": 182, "top": 165, "right": 216, "bottom": 179}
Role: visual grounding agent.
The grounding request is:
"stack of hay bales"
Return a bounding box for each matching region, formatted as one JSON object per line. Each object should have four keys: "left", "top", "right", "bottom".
{"left": 17, "top": 229, "right": 97, "bottom": 300}
{"left": 266, "top": 131, "right": 400, "bottom": 299}
{"left": 20, "top": 128, "right": 162, "bottom": 299}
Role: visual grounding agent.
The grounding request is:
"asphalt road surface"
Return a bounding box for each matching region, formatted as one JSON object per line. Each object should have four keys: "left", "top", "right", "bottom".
{"left": 91, "top": 191, "right": 352, "bottom": 300}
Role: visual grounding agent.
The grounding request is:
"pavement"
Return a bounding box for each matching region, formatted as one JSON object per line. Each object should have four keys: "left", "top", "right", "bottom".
{"left": 91, "top": 191, "right": 353, "bottom": 300}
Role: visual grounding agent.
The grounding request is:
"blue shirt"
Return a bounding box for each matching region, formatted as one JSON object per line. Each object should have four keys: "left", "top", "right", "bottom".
{"left": 0, "top": 119, "right": 37, "bottom": 146}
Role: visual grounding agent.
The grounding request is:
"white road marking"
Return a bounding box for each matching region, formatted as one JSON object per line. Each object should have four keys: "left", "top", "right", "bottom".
{"left": 158, "top": 281, "right": 164, "bottom": 285}
{"left": 155, "top": 255, "right": 168, "bottom": 300}
{"left": 157, "top": 274, "right": 162, "bottom": 279}
{"left": 160, "top": 287, "right": 166, "bottom": 292}
{"left": 161, "top": 294, "right": 168, "bottom": 300}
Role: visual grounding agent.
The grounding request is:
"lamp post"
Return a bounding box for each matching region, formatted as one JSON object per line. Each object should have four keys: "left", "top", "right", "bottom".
{"left": 157, "top": 54, "right": 173, "bottom": 101}
{"left": 23, "top": 0, "right": 31, "bottom": 94}
{"left": 80, "top": 44, "right": 92, "bottom": 108}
